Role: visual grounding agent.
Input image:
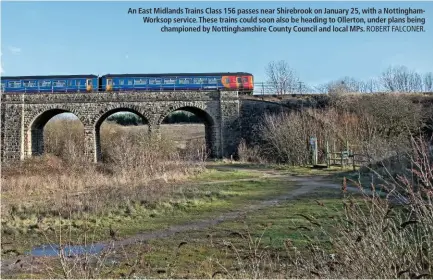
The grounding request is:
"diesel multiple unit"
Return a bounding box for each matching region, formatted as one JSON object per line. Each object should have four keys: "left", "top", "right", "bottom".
{"left": 0, "top": 72, "right": 254, "bottom": 94}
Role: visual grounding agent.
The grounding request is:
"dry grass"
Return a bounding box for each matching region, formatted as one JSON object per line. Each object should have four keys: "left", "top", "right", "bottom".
{"left": 218, "top": 138, "right": 433, "bottom": 279}
{"left": 232, "top": 94, "right": 433, "bottom": 278}
{"left": 1, "top": 120, "right": 208, "bottom": 229}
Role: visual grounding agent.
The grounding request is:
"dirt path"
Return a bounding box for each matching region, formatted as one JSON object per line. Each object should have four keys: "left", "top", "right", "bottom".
{"left": 0, "top": 170, "right": 352, "bottom": 275}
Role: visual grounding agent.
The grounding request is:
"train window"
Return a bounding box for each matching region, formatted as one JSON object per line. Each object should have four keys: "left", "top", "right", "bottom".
{"left": 242, "top": 77, "right": 248, "bottom": 83}
{"left": 164, "top": 78, "right": 176, "bottom": 84}
{"left": 179, "top": 78, "right": 190, "bottom": 84}
{"left": 236, "top": 77, "right": 242, "bottom": 83}
{"left": 53, "top": 80, "right": 66, "bottom": 87}
{"left": 225, "top": 78, "right": 230, "bottom": 84}
{"left": 23, "top": 80, "right": 37, "bottom": 87}
{"left": 134, "top": 79, "right": 146, "bottom": 85}
{"left": 8, "top": 81, "right": 22, "bottom": 88}
{"left": 39, "top": 80, "right": 52, "bottom": 87}
{"left": 107, "top": 79, "right": 113, "bottom": 86}
{"left": 68, "top": 80, "right": 73, "bottom": 86}
{"left": 87, "top": 79, "right": 92, "bottom": 86}
{"left": 119, "top": 79, "right": 124, "bottom": 85}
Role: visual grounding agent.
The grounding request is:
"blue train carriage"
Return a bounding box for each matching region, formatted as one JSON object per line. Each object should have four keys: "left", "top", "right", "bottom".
{"left": 0, "top": 74, "right": 98, "bottom": 93}
{"left": 99, "top": 72, "right": 254, "bottom": 92}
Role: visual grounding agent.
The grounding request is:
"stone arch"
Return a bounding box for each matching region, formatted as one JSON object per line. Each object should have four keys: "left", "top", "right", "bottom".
{"left": 93, "top": 105, "right": 150, "bottom": 162}
{"left": 26, "top": 108, "right": 85, "bottom": 157}
{"left": 159, "top": 103, "right": 219, "bottom": 158}
{"left": 157, "top": 102, "right": 215, "bottom": 125}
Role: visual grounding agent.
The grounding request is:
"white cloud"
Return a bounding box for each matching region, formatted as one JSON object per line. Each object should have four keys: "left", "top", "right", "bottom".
{"left": 8, "top": 46, "right": 21, "bottom": 55}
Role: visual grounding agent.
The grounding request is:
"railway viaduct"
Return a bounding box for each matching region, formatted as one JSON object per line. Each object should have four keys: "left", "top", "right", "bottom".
{"left": 0, "top": 90, "right": 289, "bottom": 164}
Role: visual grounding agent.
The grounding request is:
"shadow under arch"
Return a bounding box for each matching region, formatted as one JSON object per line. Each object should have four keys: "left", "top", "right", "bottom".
{"left": 94, "top": 107, "right": 150, "bottom": 162}
{"left": 160, "top": 106, "right": 217, "bottom": 158}
{"left": 28, "top": 109, "right": 84, "bottom": 157}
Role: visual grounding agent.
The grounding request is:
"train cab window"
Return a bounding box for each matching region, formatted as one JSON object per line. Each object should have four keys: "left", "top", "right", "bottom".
{"left": 119, "top": 79, "right": 124, "bottom": 85}
{"left": 87, "top": 79, "right": 92, "bottom": 85}
{"left": 236, "top": 77, "right": 242, "bottom": 83}
{"left": 225, "top": 78, "right": 230, "bottom": 83}
{"left": 242, "top": 77, "right": 248, "bottom": 83}
{"left": 107, "top": 79, "right": 113, "bottom": 86}
{"left": 68, "top": 80, "right": 73, "bottom": 86}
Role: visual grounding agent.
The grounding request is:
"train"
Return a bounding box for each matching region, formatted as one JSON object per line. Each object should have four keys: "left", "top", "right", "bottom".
{"left": 0, "top": 72, "right": 254, "bottom": 94}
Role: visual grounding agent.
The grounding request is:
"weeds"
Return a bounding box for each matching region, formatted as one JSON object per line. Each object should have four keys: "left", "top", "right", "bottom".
{"left": 218, "top": 136, "right": 433, "bottom": 279}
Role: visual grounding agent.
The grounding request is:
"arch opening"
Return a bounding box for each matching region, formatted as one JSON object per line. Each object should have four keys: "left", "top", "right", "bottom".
{"left": 160, "top": 106, "right": 216, "bottom": 160}
{"left": 29, "top": 110, "right": 85, "bottom": 161}
{"left": 95, "top": 108, "right": 150, "bottom": 164}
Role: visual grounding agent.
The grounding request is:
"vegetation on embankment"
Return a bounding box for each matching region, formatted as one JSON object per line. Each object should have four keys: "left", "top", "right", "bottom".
{"left": 239, "top": 93, "right": 433, "bottom": 173}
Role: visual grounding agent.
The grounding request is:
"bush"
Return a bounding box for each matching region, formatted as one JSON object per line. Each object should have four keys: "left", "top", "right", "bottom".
{"left": 239, "top": 94, "right": 428, "bottom": 167}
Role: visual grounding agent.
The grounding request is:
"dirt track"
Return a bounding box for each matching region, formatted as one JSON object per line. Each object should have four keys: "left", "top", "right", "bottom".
{"left": 1, "top": 168, "right": 352, "bottom": 275}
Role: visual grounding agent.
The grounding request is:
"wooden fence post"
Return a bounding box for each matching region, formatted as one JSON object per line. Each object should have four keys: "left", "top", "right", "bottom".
{"left": 325, "top": 140, "right": 329, "bottom": 167}
{"left": 333, "top": 141, "right": 336, "bottom": 165}
{"left": 310, "top": 137, "right": 318, "bottom": 166}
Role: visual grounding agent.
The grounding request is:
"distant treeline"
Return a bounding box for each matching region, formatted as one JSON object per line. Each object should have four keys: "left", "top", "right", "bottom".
{"left": 107, "top": 111, "right": 202, "bottom": 125}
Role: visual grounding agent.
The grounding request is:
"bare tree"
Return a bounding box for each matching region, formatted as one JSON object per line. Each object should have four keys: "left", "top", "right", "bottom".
{"left": 423, "top": 72, "right": 433, "bottom": 92}
{"left": 265, "top": 60, "right": 300, "bottom": 95}
{"left": 380, "top": 65, "right": 423, "bottom": 92}
{"left": 359, "top": 78, "right": 381, "bottom": 93}
{"left": 319, "top": 77, "right": 364, "bottom": 94}
{"left": 313, "top": 83, "right": 330, "bottom": 94}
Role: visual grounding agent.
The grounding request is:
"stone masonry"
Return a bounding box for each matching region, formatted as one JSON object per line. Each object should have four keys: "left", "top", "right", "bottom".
{"left": 0, "top": 90, "right": 294, "bottom": 164}
{"left": 0, "top": 90, "right": 248, "bottom": 163}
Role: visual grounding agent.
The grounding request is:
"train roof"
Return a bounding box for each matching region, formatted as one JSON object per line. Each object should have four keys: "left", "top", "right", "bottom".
{"left": 1, "top": 74, "right": 98, "bottom": 80}
{"left": 101, "top": 72, "right": 253, "bottom": 78}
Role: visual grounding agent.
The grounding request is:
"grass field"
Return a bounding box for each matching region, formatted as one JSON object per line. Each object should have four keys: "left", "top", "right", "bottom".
{"left": 1, "top": 163, "right": 351, "bottom": 279}
{"left": 2, "top": 120, "right": 432, "bottom": 279}
{"left": 126, "top": 123, "right": 205, "bottom": 149}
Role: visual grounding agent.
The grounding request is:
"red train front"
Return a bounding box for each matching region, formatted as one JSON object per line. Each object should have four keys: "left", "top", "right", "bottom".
{"left": 221, "top": 73, "right": 254, "bottom": 94}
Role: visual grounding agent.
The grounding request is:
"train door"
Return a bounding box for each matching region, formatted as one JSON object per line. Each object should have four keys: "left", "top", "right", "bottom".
{"left": 86, "top": 79, "right": 93, "bottom": 92}
{"left": 236, "top": 76, "right": 244, "bottom": 90}
{"left": 242, "top": 76, "right": 253, "bottom": 90}
{"left": 106, "top": 78, "right": 113, "bottom": 91}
